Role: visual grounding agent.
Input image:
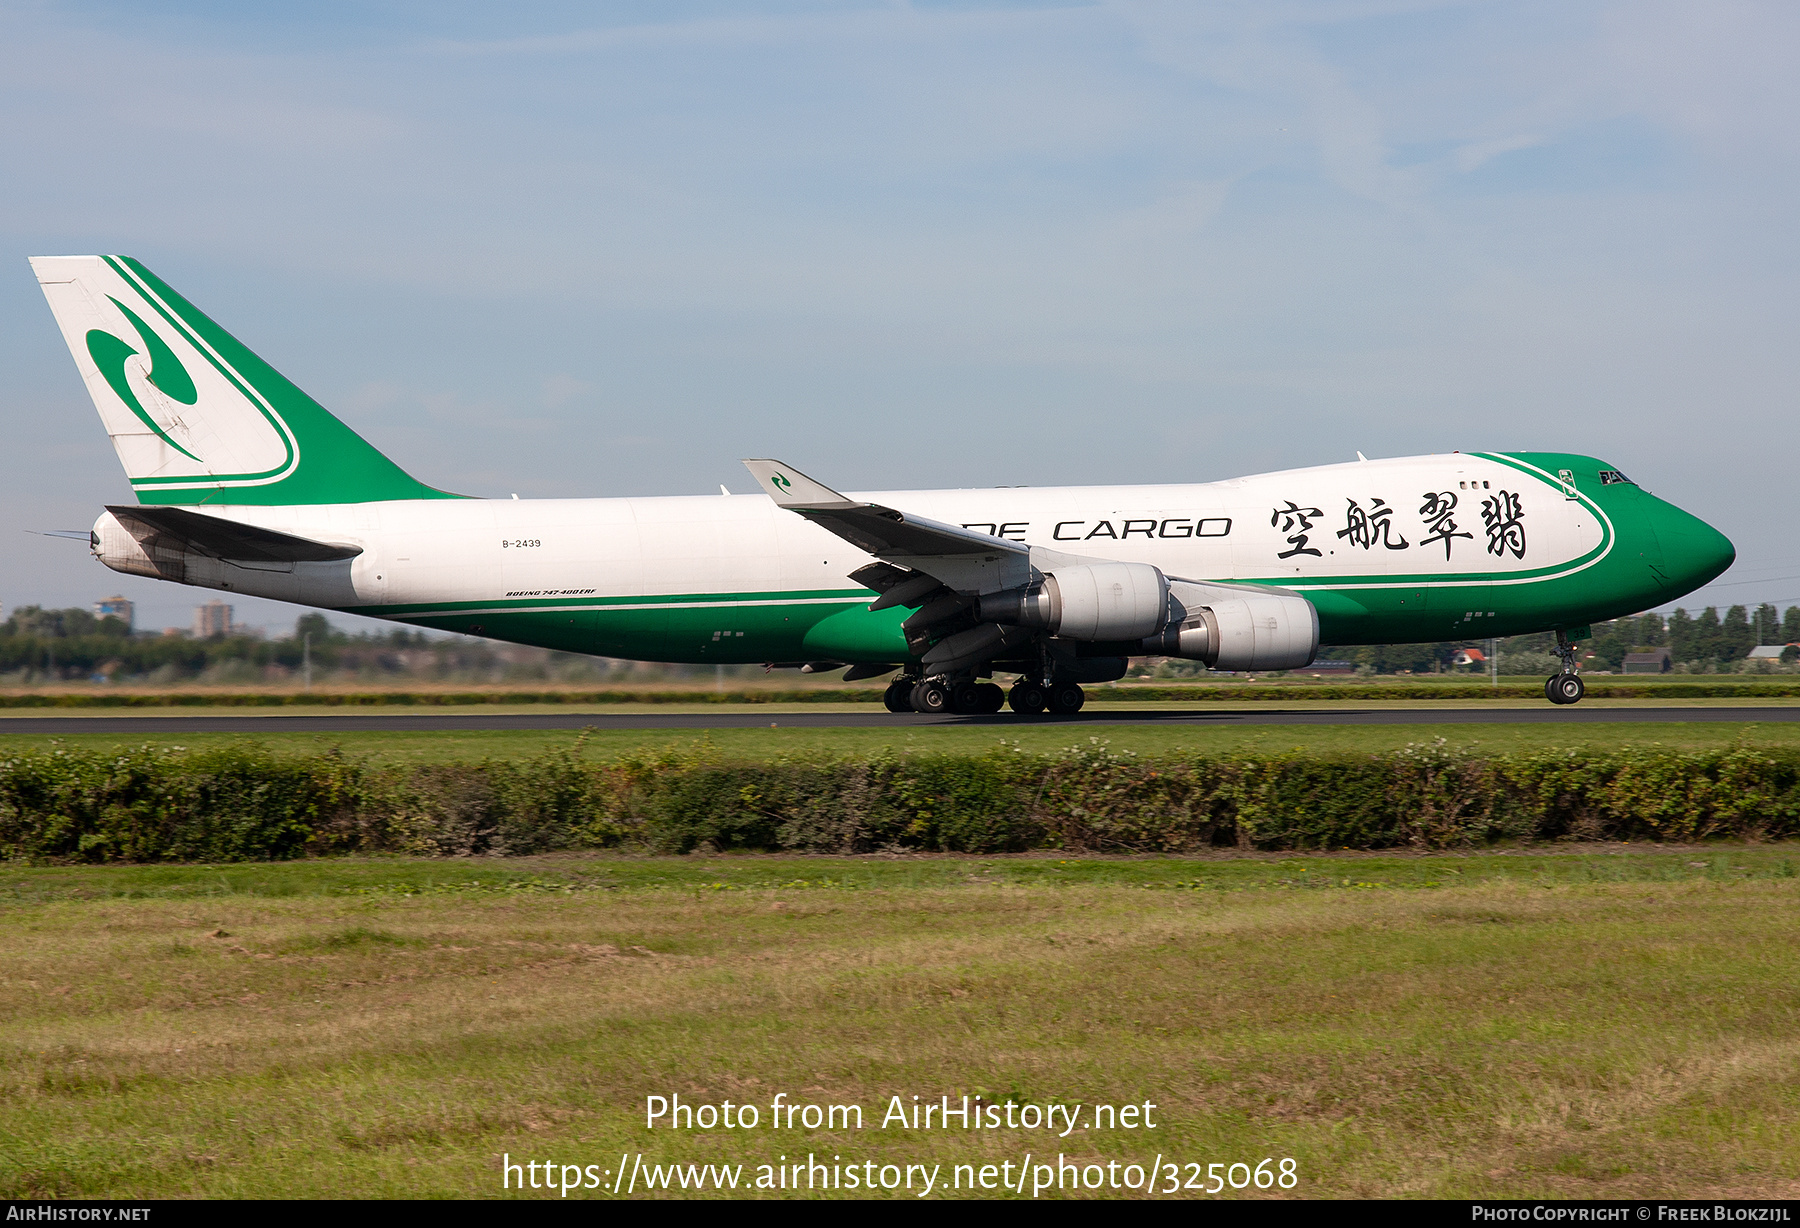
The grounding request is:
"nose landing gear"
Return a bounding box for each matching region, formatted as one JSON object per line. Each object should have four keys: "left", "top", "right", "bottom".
{"left": 1545, "top": 672, "right": 1585, "bottom": 704}
{"left": 1544, "top": 629, "right": 1586, "bottom": 705}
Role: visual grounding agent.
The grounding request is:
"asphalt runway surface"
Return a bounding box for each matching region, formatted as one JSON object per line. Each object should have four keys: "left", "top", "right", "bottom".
{"left": 0, "top": 706, "right": 1796, "bottom": 734}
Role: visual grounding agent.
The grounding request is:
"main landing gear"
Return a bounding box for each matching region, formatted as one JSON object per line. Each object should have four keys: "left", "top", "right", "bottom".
{"left": 1011, "top": 680, "right": 1085, "bottom": 715}
{"left": 883, "top": 676, "right": 1085, "bottom": 715}
{"left": 911, "top": 679, "right": 1005, "bottom": 714}
{"left": 1544, "top": 629, "right": 1586, "bottom": 705}
{"left": 884, "top": 677, "right": 1005, "bottom": 714}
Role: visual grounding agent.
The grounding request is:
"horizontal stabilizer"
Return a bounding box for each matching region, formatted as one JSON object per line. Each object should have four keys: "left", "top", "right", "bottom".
{"left": 106, "top": 505, "right": 362, "bottom": 563}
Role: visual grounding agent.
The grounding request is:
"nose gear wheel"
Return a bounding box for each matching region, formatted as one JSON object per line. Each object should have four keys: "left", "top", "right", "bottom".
{"left": 1545, "top": 673, "right": 1584, "bottom": 705}
{"left": 1545, "top": 629, "right": 1586, "bottom": 705}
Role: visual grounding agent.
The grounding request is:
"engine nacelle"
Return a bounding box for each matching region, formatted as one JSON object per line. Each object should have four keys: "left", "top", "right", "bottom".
{"left": 1140, "top": 583, "right": 1319, "bottom": 671}
{"left": 978, "top": 561, "right": 1168, "bottom": 641}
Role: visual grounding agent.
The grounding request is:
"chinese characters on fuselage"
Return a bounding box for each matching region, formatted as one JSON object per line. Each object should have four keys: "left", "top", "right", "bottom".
{"left": 1337, "top": 498, "right": 1409, "bottom": 550}
{"left": 1270, "top": 502, "right": 1324, "bottom": 559}
{"left": 1268, "top": 490, "right": 1525, "bottom": 563}
{"left": 1480, "top": 490, "right": 1527, "bottom": 559}
{"left": 1418, "top": 492, "right": 1474, "bottom": 560}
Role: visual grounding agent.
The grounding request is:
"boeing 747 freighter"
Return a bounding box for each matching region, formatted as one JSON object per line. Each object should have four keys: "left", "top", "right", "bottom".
{"left": 31, "top": 256, "right": 1734, "bottom": 713}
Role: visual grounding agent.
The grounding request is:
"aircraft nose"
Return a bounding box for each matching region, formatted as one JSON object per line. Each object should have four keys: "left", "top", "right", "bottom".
{"left": 1649, "top": 500, "right": 1735, "bottom": 592}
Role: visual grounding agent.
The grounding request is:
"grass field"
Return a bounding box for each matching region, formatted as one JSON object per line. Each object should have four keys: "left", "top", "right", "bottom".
{"left": 2, "top": 715, "right": 1800, "bottom": 765}
{"left": 4, "top": 848, "right": 1798, "bottom": 1199}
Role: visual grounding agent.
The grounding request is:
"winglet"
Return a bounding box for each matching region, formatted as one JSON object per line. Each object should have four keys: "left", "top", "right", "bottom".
{"left": 741, "top": 459, "right": 858, "bottom": 508}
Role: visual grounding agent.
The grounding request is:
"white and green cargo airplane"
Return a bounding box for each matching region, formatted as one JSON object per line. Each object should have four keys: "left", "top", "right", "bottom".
{"left": 32, "top": 255, "right": 1735, "bottom": 713}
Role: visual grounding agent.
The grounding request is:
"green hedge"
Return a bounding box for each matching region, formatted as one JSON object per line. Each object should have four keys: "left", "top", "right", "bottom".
{"left": 4, "top": 739, "right": 1799, "bottom": 863}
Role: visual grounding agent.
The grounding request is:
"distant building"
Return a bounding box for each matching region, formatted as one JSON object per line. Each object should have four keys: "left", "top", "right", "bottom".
{"left": 1747, "top": 645, "right": 1798, "bottom": 662}
{"left": 93, "top": 595, "right": 134, "bottom": 628}
{"left": 194, "top": 600, "right": 236, "bottom": 638}
{"left": 1452, "top": 648, "right": 1487, "bottom": 667}
{"left": 1622, "top": 648, "right": 1673, "bottom": 674}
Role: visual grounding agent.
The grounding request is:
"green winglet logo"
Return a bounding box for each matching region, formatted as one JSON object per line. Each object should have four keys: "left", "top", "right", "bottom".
{"left": 773, "top": 473, "right": 793, "bottom": 493}
{"left": 85, "top": 296, "right": 203, "bottom": 463}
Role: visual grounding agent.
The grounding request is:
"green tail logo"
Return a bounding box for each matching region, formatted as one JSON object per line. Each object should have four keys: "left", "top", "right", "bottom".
{"left": 773, "top": 473, "right": 792, "bottom": 493}
{"left": 85, "top": 297, "right": 203, "bottom": 463}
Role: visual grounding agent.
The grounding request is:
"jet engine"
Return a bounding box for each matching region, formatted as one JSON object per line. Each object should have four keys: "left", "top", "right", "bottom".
{"left": 978, "top": 561, "right": 1169, "bottom": 641}
{"left": 1139, "top": 582, "right": 1319, "bottom": 671}
{"left": 979, "top": 564, "right": 1319, "bottom": 672}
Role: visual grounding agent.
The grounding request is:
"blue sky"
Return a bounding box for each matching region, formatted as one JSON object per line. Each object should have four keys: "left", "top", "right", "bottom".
{"left": 2, "top": 0, "right": 1795, "bottom": 635}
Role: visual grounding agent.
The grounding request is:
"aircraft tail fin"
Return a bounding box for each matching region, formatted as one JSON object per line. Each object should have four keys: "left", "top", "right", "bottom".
{"left": 30, "top": 255, "right": 459, "bottom": 506}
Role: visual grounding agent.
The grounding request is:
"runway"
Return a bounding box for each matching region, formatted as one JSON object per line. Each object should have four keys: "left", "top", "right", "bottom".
{"left": 0, "top": 706, "right": 1795, "bottom": 734}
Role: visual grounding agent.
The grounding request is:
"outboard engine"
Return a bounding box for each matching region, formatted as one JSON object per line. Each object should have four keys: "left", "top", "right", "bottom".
{"left": 1140, "top": 582, "right": 1319, "bottom": 671}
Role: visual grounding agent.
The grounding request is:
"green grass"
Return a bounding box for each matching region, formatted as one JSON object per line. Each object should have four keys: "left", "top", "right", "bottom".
{"left": 3, "top": 849, "right": 1799, "bottom": 1199}
{"left": 3, "top": 718, "right": 1800, "bottom": 765}
{"left": 3, "top": 847, "right": 1797, "bottom": 903}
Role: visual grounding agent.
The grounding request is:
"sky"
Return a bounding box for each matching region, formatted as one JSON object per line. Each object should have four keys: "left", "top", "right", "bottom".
{"left": 1, "top": 0, "right": 1795, "bottom": 636}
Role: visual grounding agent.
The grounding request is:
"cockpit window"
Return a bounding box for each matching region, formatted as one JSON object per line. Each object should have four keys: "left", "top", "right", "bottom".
{"left": 1599, "top": 470, "right": 1634, "bottom": 485}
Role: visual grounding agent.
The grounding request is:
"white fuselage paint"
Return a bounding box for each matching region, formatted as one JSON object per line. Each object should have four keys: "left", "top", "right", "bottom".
{"left": 131, "top": 454, "right": 1603, "bottom": 623}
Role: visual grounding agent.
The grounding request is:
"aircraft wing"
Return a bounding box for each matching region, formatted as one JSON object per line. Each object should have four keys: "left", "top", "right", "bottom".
{"left": 106, "top": 505, "right": 363, "bottom": 564}
{"left": 740, "top": 459, "right": 1037, "bottom": 603}
{"left": 740, "top": 459, "right": 1028, "bottom": 561}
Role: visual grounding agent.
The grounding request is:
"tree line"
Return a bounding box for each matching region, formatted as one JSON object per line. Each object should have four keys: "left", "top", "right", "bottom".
{"left": 1313, "top": 603, "right": 1798, "bottom": 674}
{"left": 0, "top": 608, "right": 503, "bottom": 683}
{"left": 3, "top": 601, "right": 1796, "bottom": 683}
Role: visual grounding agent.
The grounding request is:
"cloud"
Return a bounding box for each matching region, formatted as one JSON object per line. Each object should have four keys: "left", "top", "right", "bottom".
{"left": 1452, "top": 134, "right": 1544, "bottom": 173}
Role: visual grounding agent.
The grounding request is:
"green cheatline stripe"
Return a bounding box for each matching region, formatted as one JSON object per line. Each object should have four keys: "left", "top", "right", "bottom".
{"left": 104, "top": 256, "right": 299, "bottom": 488}
{"left": 348, "top": 588, "right": 876, "bottom": 618}
{"left": 1240, "top": 453, "right": 1613, "bottom": 590}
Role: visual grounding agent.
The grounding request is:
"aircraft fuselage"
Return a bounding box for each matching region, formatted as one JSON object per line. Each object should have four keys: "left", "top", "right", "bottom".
{"left": 115, "top": 450, "right": 1731, "bottom": 666}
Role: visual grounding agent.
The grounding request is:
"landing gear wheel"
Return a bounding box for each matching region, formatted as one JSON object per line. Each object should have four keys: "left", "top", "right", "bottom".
{"left": 910, "top": 680, "right": 950, "bottom": 714}
{"left": 1009, "top": 682, "right": 1047, "bottom": 714}
{"left": 1046, "top": 682, "right": 1086, "bottom": 715}
{"left": 1546, "top": 673, "right": 1585, "bottom": 705}
{"left": 949, "top": 681, "right": 985, "bottom": 714}
{"left": 883, "top": 680, "right": 915, "bottom": 713}
{"left": 975, "top": 682, "right": 1006, "bottom": 713}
